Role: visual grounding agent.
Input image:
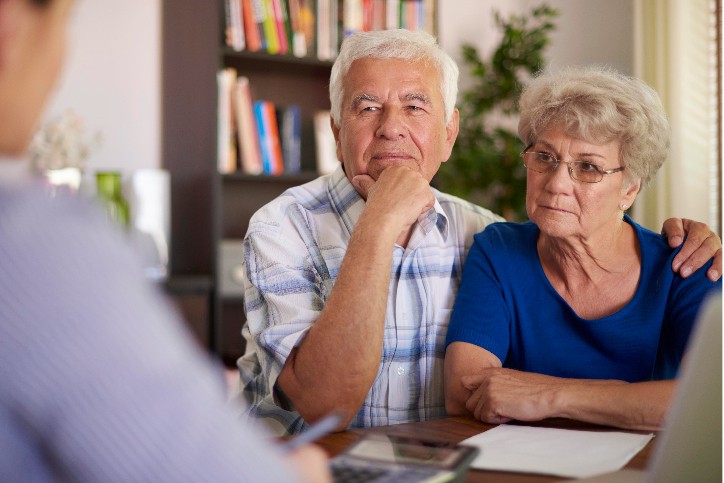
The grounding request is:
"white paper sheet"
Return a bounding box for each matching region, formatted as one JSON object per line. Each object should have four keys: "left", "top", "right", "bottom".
{"left": 461, "top": 424, "right": 654, "bottom": 479}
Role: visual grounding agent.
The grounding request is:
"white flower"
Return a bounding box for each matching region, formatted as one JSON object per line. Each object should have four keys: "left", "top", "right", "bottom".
{"left": 29, "top": 110, "right": 102, "bottom": 172}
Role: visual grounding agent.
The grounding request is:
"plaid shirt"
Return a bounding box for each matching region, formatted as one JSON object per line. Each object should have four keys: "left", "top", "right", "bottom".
{"left": 237, "top": 166, "right": 502, "bottom": 435}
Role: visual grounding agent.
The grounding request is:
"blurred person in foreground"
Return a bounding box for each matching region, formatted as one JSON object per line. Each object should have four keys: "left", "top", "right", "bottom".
{"left": 444, "top": 65, "right": 722, "bottom": 431}
{"left": 236, "top": 28, "right": 722, "bottom": 436}
{"left": 0, "top": 0, "right": 329, "bottom": 480}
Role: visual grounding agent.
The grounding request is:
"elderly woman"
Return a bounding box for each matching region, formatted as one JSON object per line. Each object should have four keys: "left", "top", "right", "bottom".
{"left": 443, "top": 66, "right": 721, "bottom": 431}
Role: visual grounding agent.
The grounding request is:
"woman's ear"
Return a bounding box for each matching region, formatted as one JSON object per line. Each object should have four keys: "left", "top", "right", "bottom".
{"left": 621, "top": 178, "right": 642, "bottom": 210}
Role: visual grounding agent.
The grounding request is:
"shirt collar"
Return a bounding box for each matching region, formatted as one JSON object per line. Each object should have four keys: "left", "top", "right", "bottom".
{"left": 326, "top": 165, "right": 450, "bottom": 241}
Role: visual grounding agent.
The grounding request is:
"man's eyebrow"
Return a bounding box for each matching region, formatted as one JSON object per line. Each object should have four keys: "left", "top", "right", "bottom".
{"left": 404, "top": 92, "right": 431, "bottom": 104}
{"left": 351, "top": 94, "right": 379, "bottom": 109}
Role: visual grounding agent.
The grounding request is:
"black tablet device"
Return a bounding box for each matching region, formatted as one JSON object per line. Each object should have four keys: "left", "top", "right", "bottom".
{"left": 330, "top": 433, "right": 479, "bottom": 483}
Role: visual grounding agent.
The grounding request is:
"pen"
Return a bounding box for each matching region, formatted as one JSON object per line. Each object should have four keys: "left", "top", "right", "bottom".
{"left": 282, "top": 411, "right": 343, "bottom": 453}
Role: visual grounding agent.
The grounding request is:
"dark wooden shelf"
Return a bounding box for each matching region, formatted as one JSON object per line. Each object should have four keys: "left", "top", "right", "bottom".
{"left": 222, "top": 48, "right": 334, "bottom": 68}
{"left": 221, "top": 171, "right": 319, "bottom": 184}
{"left": 221, "top": 294, "right": 245, "bottom": 303}
{"left": 163, "top": 274, "right": 213, "bottom": 295}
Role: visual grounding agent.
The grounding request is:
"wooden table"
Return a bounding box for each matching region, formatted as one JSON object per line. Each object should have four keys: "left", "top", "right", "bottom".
{"left": 313, "top": 417, "right": 655, "bottom": 482}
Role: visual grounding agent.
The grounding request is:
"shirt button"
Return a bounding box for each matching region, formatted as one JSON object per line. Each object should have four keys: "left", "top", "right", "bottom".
{"left": 397, "top": 367, "right": 405, "bottom": 376}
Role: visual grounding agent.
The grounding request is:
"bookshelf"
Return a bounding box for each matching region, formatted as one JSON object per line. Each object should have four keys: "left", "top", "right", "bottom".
{"left": 163, "top": 0, "right": 437, "bottom": 366}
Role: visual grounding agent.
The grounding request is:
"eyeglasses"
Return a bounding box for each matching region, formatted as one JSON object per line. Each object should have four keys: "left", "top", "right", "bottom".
{"left": 521, "top": 148, "right": 625, "bottom": 183}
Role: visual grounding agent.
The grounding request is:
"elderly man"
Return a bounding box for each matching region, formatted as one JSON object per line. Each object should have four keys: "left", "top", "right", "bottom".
{"left": 236, "top": 29, "right": 722, "bottom": 435}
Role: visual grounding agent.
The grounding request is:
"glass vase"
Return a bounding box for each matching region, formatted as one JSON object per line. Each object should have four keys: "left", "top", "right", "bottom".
{"left": 96, "top": 171, "right": 129, "bottom": 228}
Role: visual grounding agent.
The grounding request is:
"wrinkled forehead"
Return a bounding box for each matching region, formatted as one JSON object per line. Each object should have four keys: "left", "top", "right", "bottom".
{"left": 342, "top": 57, "right": 442, "bottom": 99}
{"left": 531, "top": 113, "right": 622, "bottom": 148}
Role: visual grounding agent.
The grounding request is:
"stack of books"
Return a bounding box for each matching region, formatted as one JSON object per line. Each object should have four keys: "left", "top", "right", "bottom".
{"left": 217, "top": 68, "right": 307, "bottom": 176}
{"left": 223, "top": 0, "right": 436, "bottom": 59}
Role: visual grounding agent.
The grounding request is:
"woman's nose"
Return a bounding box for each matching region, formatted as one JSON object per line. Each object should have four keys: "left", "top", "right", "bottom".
{"left": 544, "top": 160, "right": 575, "bottom": 192}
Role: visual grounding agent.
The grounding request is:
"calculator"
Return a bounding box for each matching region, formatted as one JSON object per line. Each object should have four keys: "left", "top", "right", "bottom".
{"left": 329, "top": 433, "right": 479, "bottom": 483}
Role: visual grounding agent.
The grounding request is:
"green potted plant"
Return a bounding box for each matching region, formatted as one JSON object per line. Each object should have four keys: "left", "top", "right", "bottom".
{"left": 436, "top": 5, "right": 558, "bottom": 221}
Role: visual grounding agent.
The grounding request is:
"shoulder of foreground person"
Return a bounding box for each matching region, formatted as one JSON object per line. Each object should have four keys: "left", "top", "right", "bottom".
{"left": 0, "top": 186, "right": 301, "bottom": 482}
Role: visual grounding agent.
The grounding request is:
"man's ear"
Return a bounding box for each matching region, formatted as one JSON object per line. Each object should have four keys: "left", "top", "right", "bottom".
{"left": 441, "top": 108, "right": 459, "bottom": 163}
{"left": 330, "top": 114, "right": 343, "bottom": 163}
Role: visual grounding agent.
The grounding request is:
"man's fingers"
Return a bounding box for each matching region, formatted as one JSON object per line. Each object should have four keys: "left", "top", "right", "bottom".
{"left": 661, "top": 217, "right": 685, "bottom": 248}
{"left": 670, "top": 219, "right": 716, "bottom": 272}
{"left": 708, "top": 250, "right": 722, "bottom": 281}
{"left": 351, "top": 174, "right": 375, "bottom": 199}
{"left": 674, "top": 235, "right": 722, "bottom": 278}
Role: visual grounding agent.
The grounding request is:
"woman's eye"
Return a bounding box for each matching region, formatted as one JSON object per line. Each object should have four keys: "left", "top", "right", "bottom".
{"left": 577, "top": 162, "right": 599, "bottom": 172}
{"left": 536, "top": 152, "right": 555, "bottom": 163}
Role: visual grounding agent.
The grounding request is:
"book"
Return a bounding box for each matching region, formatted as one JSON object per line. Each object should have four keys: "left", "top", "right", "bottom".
{"left": 280, "top": 105, "right": 302, "bottom": 173}
{"left": 314, "top": 110, "right": 340, "bottom": 175}
{"left": 369, "top": 0, "right": 386, "bottom": 31}
{"left": 233, "top": 0, "right": 246, "bottom": 50}
{"left": 261, "top": 0, "right": 281, "bottom": 54}
{"left": 264, "top": 102, "right": 285, "bottom": 175}
{"left": 234, "top": 76, "right": 263, "bottom": 175}
{"left": 287, "top": 0, "right": 306, "bottom": 57}
{"left": 242, "top": 0, "right": 262, "bottom": 51}
{"left": 297, "top": 0, "right": 316, "bottom": 57}
{"left": 224, "top": 0, "right": 246, "bottom": 51}
{"left": 281, "top": 0, "right": 295, "bottom": 54}
{"left": 317, "top": 0, "right": 339, "bottom": 59}
{"left": 250, "top": 0, "right": 269, "bottom": 51}
{"left": 270, "top": 0, "right": 289, "bottom": 55}
{"left": 217, "top": 68, "right": 238, "bottom": 174}
{"left": 343, "top": 0, "right": 364, "bottom": 37}
{"left": 224, "top": 0, "right": 234, "bottom": 47}
{"left": 386, "top": 0, "right": 400, "bottom": 29}
{"left": 316, "top": 0, "right": 331, "bottom": 60}
{"left": 400, "top": 0, "right": 423, "bottom": 31}
{"left": 329, "top": 0, "right": 339, "bottom": 58}
{"left": 422, "top": 0, "right": 435, "bottom": 34}
{"left": 253, "top": 100, "right": 284, "bottom": 175}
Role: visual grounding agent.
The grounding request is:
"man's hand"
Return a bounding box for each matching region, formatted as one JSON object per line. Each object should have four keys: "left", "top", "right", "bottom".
{"left": 662, "top": 218, "right": 722, "bottom": 281}
{"left": 286, "top": 444, "right": 332, "bottom": 483}
{"left": 353, "top": 166, "right": 435, "bottom": 236}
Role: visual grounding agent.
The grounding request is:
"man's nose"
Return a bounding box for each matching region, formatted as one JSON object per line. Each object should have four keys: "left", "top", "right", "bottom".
{"left": 375, "top": 108, "right": 406, "bottom": 139}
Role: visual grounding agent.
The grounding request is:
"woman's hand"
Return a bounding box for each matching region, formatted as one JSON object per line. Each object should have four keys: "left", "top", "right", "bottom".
{"left": 462, "top": 369, "right": 561, "bottom": 424}
{"left": 462, "top": 370, "right": 672, "bottom": 431}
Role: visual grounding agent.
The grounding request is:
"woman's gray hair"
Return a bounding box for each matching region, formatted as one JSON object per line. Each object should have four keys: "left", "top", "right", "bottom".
{"left": 329, "top": 29, "right": 459, "bottom": 127}
{"left": 518, "top": 65, "right": 669, "bottom": 187}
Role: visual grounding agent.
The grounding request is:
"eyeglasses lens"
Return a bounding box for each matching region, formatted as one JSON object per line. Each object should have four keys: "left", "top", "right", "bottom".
{"left": 522, "top": 152, "right": 602, "bottom": 183}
